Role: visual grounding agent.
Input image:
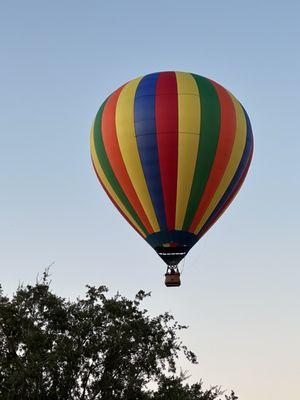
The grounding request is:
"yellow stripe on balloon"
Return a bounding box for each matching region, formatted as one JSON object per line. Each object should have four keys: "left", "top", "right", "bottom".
{"left": 115, "top": 78, "right": 160, "bottom": 232}
{"left": 175, "top": 72, "right": 201, "bottom": 230}
{"left": 90, "top": 124, "right": 146, "bottom": 238}
{"left": 194, "top": 93, "right": 247, "bottom": 235}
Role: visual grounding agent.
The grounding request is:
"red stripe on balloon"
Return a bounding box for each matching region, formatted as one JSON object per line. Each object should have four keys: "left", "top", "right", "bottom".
{"left": 92, "top": 161, "right": 145, "bottom": 239}
{"left": 155, "top": 72, "right": 178, "bottom": 231}
{"left": 198, "top": 144, "right": 253, "bottom": 240}
{"left": 101, "top": 87, "right": 154, "bottom": 234}
{"left": 189, "top": 81, "right": 236, "bottom": 233}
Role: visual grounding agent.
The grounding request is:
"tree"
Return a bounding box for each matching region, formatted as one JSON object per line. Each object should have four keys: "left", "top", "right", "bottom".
{"left": 0, "top": 271, "right": 238, "bottom": 400}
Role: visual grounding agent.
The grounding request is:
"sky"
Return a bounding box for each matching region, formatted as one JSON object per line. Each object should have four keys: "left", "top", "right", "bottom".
{"left": 0, "top": 1, "right": 299, "bottom": 398}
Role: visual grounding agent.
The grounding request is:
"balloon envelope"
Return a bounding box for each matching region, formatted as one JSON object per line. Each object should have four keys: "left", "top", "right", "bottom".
{"left": 91, "top": 72, "right": 253, "bottom": 266}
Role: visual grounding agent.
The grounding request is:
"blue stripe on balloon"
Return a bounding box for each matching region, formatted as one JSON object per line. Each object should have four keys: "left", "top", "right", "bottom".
{"left": 197, "top": 105, "right": 253, "bottom": 238}
{"left": 134, "top": 73, "right": 167, "bottom": 230}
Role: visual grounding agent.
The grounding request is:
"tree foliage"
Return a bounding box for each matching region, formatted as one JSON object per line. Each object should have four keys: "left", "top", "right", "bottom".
{"left": 0, "top": 271, "right": 238, "bottom": 400}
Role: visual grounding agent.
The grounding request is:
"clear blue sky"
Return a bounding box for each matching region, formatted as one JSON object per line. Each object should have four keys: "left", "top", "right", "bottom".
{"left": 1, "top": 1, "right": 299, "bottom": 398}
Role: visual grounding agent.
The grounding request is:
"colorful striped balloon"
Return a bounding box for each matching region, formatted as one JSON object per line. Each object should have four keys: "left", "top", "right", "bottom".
{"left": 91, "top": 72, "right": 253, "bottom": 266}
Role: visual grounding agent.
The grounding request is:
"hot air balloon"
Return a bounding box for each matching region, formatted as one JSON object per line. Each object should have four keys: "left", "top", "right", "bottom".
{"left": 90, "top": 72, "right": 253, "bottom": 287}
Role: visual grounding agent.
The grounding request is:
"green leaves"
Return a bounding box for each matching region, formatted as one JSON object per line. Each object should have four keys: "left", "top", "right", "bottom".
{"left": 0, "top": 272, "right": 238, "bottom": 400}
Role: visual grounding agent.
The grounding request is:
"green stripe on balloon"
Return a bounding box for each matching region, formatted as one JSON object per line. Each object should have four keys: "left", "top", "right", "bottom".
{"left": 183, "top": 75, "right": 221, "bottom": 230}
{"left": 93, "top": 100, "right": 148, "bottom": 236}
